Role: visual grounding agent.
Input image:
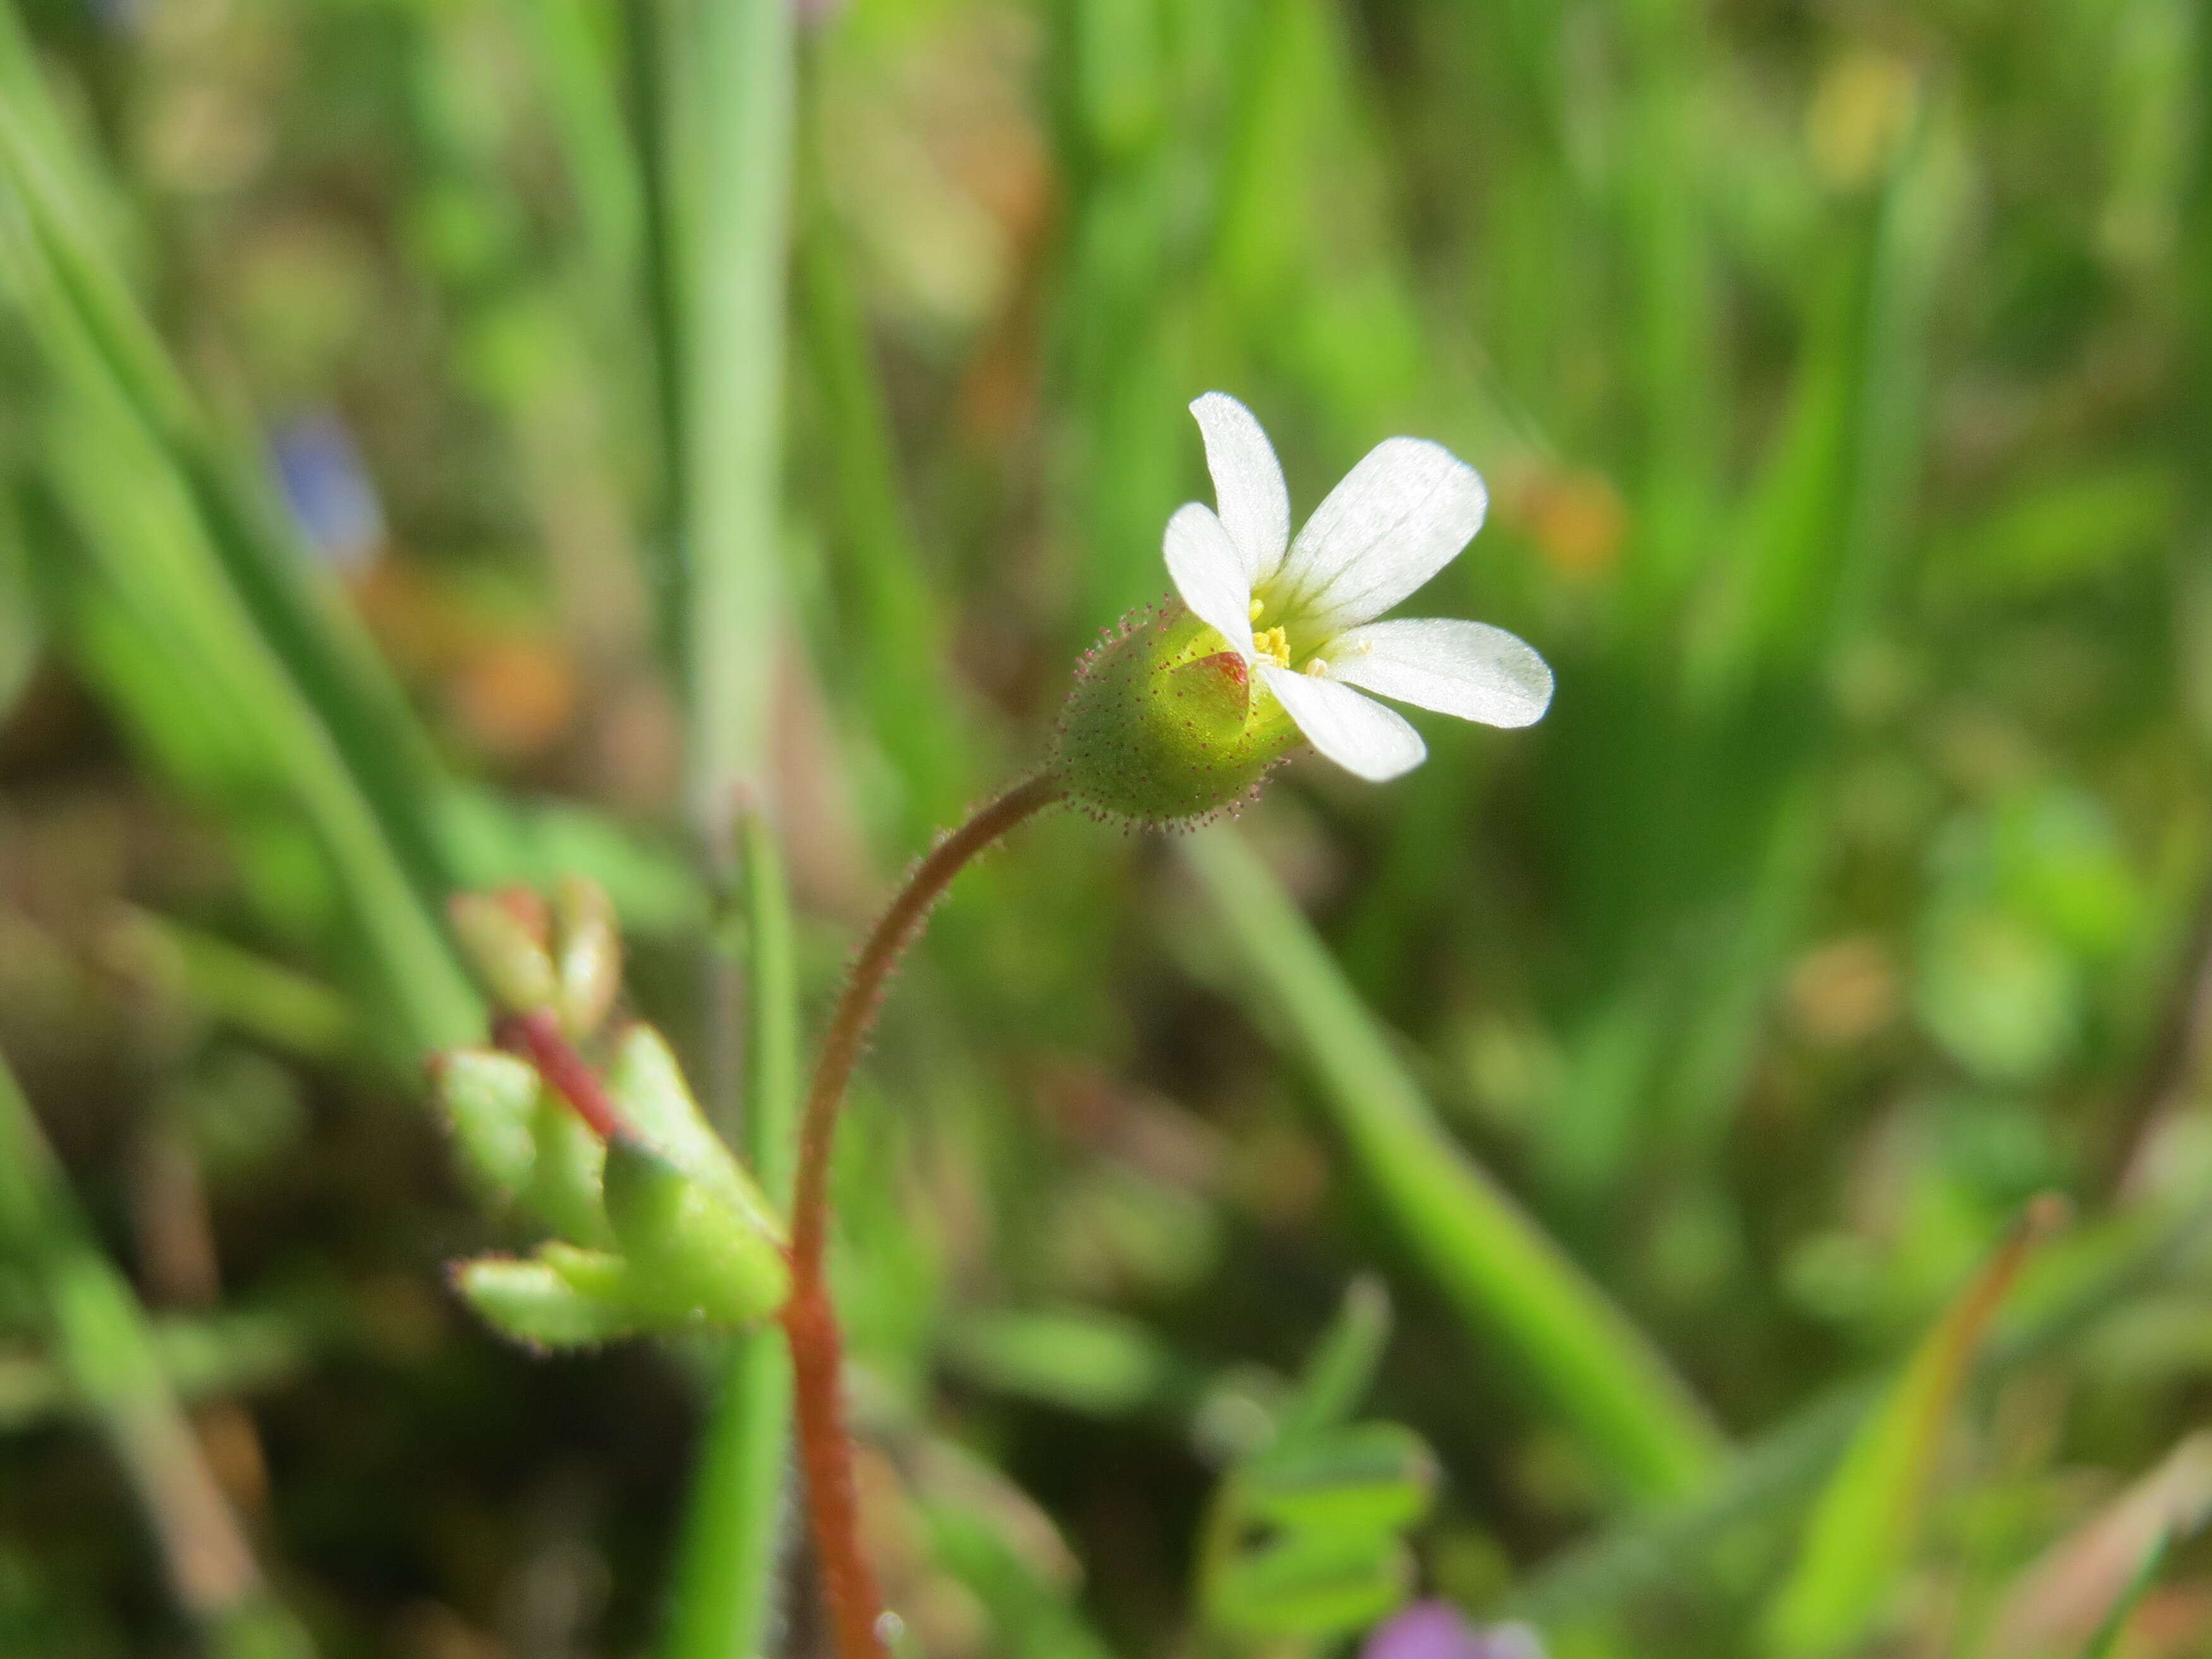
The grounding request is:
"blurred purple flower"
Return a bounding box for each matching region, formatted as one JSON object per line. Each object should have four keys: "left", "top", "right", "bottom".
{"left": 1362, "top": 1601, "right": 1546, "bottom": 1659}
{"left": 270, "top": 410, "right": 386, "bottom": 574}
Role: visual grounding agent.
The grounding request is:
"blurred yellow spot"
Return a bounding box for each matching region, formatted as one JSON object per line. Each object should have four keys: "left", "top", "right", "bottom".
{"left": 1808, "top": 52, "right": 1921, "bottom": 191}
{"left": 448, "top": 638, "right": 578, "bottom": 761}
{"left": 1249, "top": 597, "right": 1266, "bottom": 621}
{"left": 1514, "top": 468, "right": 1627, "bottom": 579}
{"left": 1253, "top": 626, "right": 1291, "bottom": 667}
{"left": 1787, "top": 935, "right": 1899, "bottom": 1048}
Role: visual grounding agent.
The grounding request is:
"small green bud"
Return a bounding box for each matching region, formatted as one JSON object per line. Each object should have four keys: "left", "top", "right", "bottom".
{"left": 604, "top": 1024, "right": 785, "bottom": 1246}
{"left": 454, "top": 1255, "right": 641, "bottom": 1349}
{"left": 449, "top": 892, "right": 557, "bottom": 1014}
{"left": 552, "top": 874, "right": 622, "bottom": 1039}
{"left": 1049, "top": 604, "right": 1301, "bottom": 829}
{"left": 430, "top": 1048, "right": 538, "bottom": 1203}
{"left": 601, "top": 1139, "right": 791, "bottom": 1327}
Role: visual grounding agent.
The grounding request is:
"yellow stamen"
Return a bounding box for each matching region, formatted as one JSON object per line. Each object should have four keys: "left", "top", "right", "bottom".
{"left": 1248, "top": 597, "right": 1266, "bottom": 622}
{"left": 1253, "top": 626, "right": 1291, "bottom": 668}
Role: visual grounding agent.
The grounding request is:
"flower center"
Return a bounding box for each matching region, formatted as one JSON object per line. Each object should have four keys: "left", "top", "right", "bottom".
{"left": 1253, "top": 625, "right": 1291, "bottom": 668}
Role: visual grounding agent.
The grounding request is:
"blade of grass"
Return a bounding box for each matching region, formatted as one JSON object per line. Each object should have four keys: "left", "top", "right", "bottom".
{"left": 0, "top": 177, "right": 479, "bottom": 1055}
{"left": 676, "top": 0, "right": 794, "bottom": 865}
{"left": 1180, "top": 825, "right": 1726, "bottom": 1504}
{"left": 661, "top": 811, "right": 800, "bottom": 1659}
{"left": 506, "top": 0, "right": 644, "bottom": 307}
{"left": 652, "top": 3, "right": 801, "bottom": 1647}
{"left": 794, "top": 94, "right": 977, "bottom": 844}
{"left": 0, "top": 1049, "right": 315, "bottom": 1659}
{"left": 1514, "top": 1195, "right": 2211, "bottom": 1629}
{"left": 1763, "top": 1196, "right": 2070, "bottom": 1659}
{"left": 0, "top": 13, "right": 460, "bottom": 906}
{"left": 2077, "top": 1534, "right": 2170, "bottom": 1659}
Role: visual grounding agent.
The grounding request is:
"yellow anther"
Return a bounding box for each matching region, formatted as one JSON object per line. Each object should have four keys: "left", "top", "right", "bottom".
{"left": 1249, "top": 597, "right": 1266, "bottom": 622}
{"left": 1253, "top": 626, "right": 1291, "bottom": 668}
{"left": 1304, "top": 658, "right": 1330, "bottom": 676}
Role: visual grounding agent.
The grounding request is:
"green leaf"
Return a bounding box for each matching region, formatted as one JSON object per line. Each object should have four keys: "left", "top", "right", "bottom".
{"left": 430, "top": 1049, "right": 541, "bottom": 1204}
{"left": 453, "top": 1256, "right": 641, "bottom": 1349}
{"left": 1181, "top": 826, "right": 1726, "bottom": 1503}
{"left": 600, "top": 1139, "right": 791, "bottom": 1327}
{"left": 1765, "top": 1197, "right": 2067, "bottom": 1658}
{"left": 1206, "top": 1528, "right": 1413, "bottom": 1639}
{"left": 1273, "top": 1274, "right": 1392, "bottom": 1450}
{"left": 1243, "top": 1421, "right": 1438, "bottom": 1536}
{"left": 942, "top": 1308, "right": 1176, "bottom": 1418}
{"left": 602, "top": 1023, "right": 785, "bottom": 1245}
{"left": 524, "top": 1090, "right": 613, "bottom": 1248}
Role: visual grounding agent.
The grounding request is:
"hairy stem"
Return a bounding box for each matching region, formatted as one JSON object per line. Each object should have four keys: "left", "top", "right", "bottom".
{"left": 495, "top": 1008, "right": 629, "bottom": 1143}
{"left": 782, "top": 772, "right": 1061, "bottom": 1656}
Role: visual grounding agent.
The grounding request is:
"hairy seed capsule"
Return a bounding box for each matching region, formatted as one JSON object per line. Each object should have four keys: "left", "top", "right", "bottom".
{"left": 1049, "top": 603, "right": 1301, "bottom": 829}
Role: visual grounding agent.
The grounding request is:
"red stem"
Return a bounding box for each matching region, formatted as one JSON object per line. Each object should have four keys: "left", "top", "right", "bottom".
{"left": 495, "top": 1008, "right": 628, "bottom": 1143}
{"left": 782, "top": 773, "right": 1061, "bottom": 1658}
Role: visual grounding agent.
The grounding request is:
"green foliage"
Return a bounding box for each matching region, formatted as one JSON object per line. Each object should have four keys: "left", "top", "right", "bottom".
{"left": 3, "top": 0, "right": 2212, "bottom": 1653}
{"left": 1200, "top": 1280, "right": 1438, "bottom": 1647}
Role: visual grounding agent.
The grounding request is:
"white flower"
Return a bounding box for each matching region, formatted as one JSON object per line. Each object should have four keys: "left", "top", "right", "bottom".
{"left": 1162, "top": 392, "right": 1553, "bottom": 782}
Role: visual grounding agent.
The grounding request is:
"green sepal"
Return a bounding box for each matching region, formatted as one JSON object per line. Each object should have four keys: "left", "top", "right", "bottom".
{"left": 454, "top": 1255, "right": 641, "bottom": 1349}
{"left": 604, "top": 1024, "right": 786, "bottom": 1245}
{"left": 524, "top": 1090, "right": 613, "bottom": 1247}
{"left": 1050, "top": 605, "right": 1300, "bottom": 829}
{"left": 430, "top": 1048, "right": 538, "bottom": 1204}
{"left": 601, "top": 1138, "right": 791, "bottom": 1327}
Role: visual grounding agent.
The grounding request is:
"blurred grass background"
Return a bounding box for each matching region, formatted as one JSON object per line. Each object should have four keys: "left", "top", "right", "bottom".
{"left": 1, "top": 0, "right": 2210, "bottom": 1655}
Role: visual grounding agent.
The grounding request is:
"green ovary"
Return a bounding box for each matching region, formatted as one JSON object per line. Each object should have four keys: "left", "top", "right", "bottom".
{"left": 1050, "top": 606, "right": 1301, "bottom": 827}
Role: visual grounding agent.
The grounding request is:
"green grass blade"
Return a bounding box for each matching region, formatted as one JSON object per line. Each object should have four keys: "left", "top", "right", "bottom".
{"left": 1764, "top": 1197, "right": 2068, "bottom": 1659}
{"left": 676, "top": 0, "right": 794, "bottom": 854}
{"left": 659, "top": 811, "right": 799, "bottom": 1659}
{"left": 1515, "top": 1196, "right": 2212, "bottom": 1631}
{"left": 0, "top": 19, "right": 459, "bottom": 904}
{"left": 1180, "top": 826, "right": 1726, "bottom": 1503}
{"left": 795, "top": 133, "right": 977, "bottom": 842}
{"left": 0, "top": 189, "right": 478, "bottom": 1053}
{"left": 0, "top": 1050, "right": 316, "bottom": 1658}
{"left": 2077, "top": 1533, "right": 2171, "bottom": 1659}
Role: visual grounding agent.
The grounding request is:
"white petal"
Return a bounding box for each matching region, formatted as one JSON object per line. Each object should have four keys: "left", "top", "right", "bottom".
{"left": 1191, "top": 392, "right": 1291, "bottom": 585}
{"left": 1322, "top": 617, "right": 1553, "bottom": 729}
{"left": 1164, "top": 502, "right": 1255, "bottom": 656}
{"left": 1259, "top": 664, "right": 1426, "bottom": 782}
{"left": 1273, "top": 439, "right": 1487, "bottom": 636}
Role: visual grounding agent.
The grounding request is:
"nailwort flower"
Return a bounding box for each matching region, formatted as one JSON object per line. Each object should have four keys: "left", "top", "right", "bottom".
{"left": 1169, "top": 392, "right": 1552, "bottom": 779}
{"left": 1052, "top": 394, "right": 1553, "bottom": 827}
